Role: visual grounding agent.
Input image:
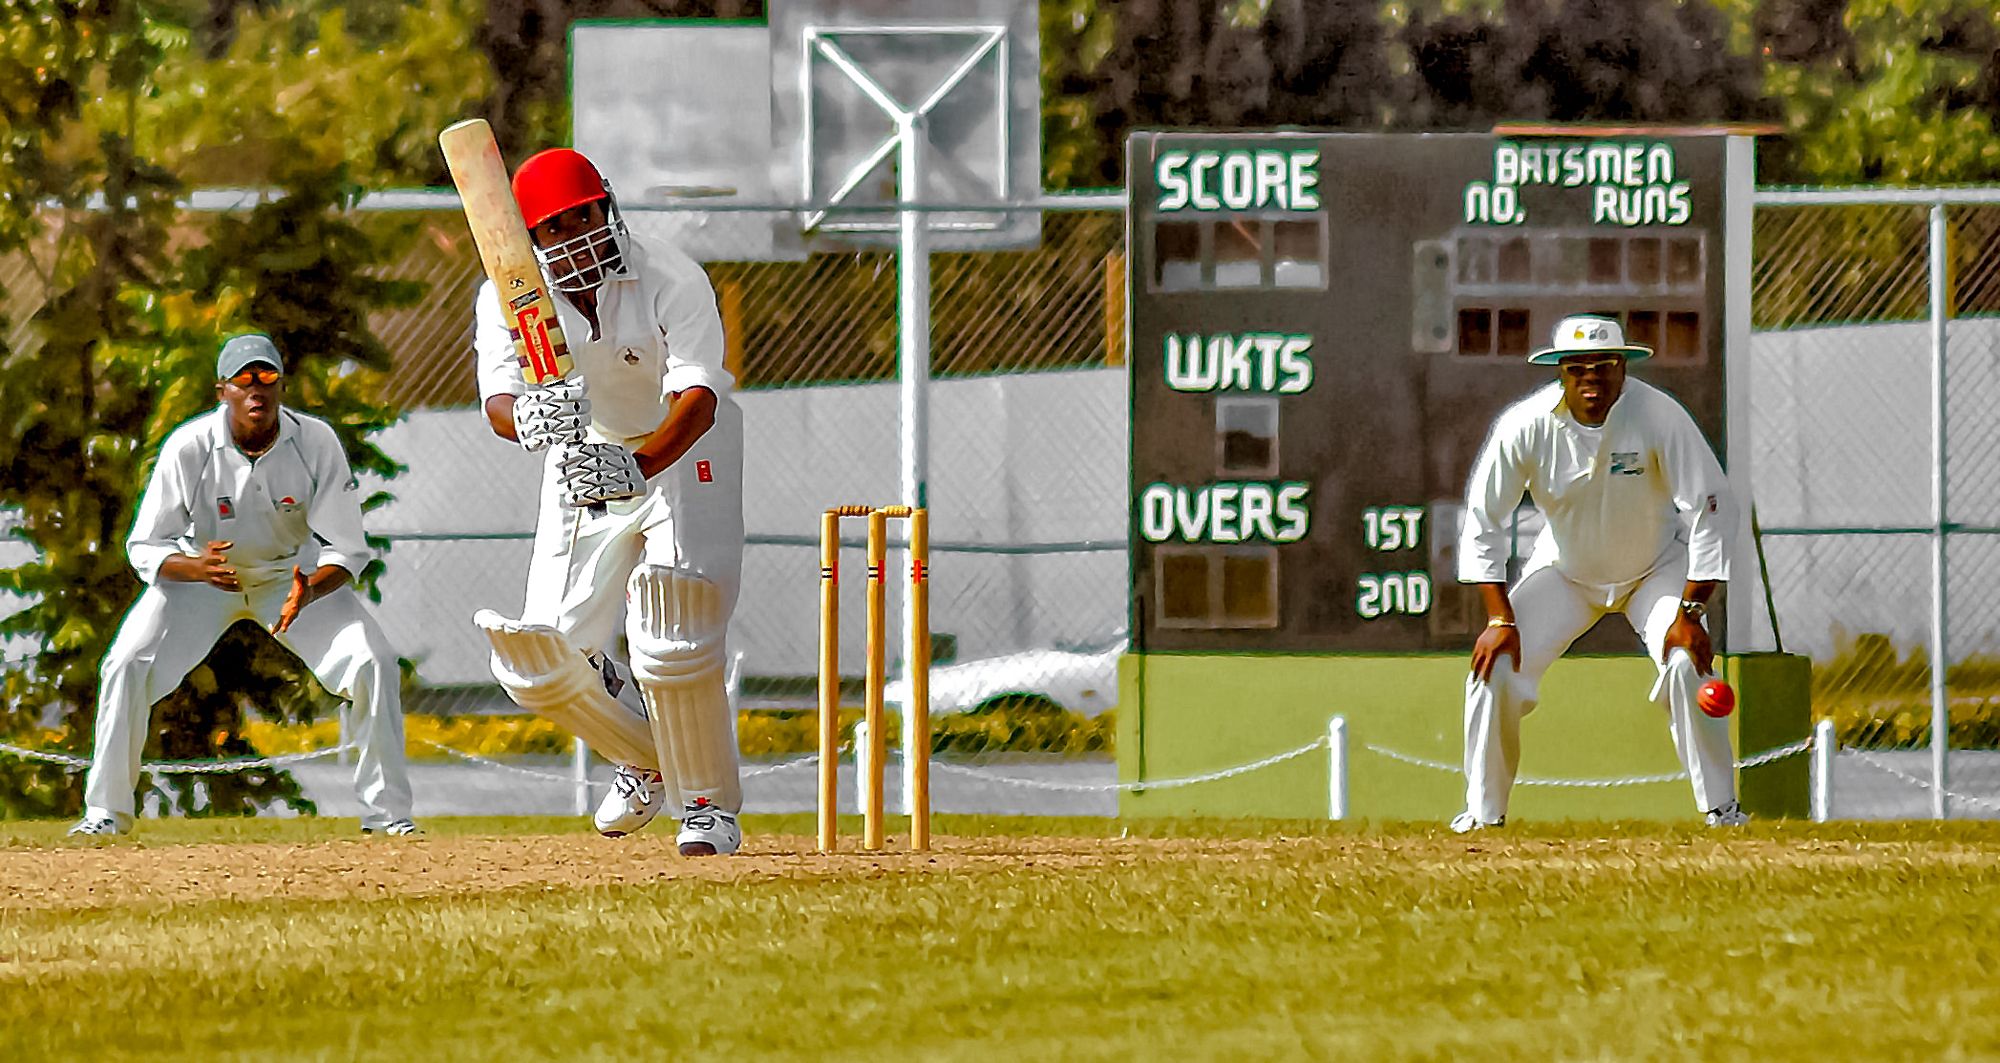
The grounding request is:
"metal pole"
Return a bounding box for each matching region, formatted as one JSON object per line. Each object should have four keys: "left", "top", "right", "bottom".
{"left": 1327, "top": 716, "right": 1348, "bottom": 821}
{"left": 910, "top": 508, "right": 932, "bottom": 851}
{"left": 1811, "top": 718, "right": 1836, "bottom": 823}
{"left": 1928, "top": 204, "right": 1951, "bottom": 821}
{"left": 897, "top": 112, "right": 932, "bottom": 820}
{"left": 572, "top": 737, "right": 589, "bottom": 816}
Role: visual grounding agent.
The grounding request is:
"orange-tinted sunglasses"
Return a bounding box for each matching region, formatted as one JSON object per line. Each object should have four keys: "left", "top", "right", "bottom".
{"left": 226, "top": 367, "right": 283, "bottom": 388}
{"left": 1559, "top": 356, "right": 1623, "bottom": 377}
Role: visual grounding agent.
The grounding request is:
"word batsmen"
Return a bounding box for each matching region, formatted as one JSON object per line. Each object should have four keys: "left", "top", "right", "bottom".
{"left": 1452, "top": 314, "right": 1747, "bottom": 833}
{"left": 73, "top": 334, "right": 415, "bottom": 837}
{"left": 469, "top": 147, "right": 748, "bottom": 855}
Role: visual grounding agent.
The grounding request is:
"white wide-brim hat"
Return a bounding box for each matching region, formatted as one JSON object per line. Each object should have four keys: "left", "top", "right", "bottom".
{"left": 1527, "top": 314, "right": 1654, "bottom": 365}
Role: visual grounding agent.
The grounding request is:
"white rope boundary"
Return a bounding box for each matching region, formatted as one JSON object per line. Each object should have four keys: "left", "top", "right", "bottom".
{"left": 931, "top": 737, "right": 1329, "bottom": 792}
{"left": 15, "top": 730, "right": 1991, "bottom": 815}
{"left": 0, "top": 741, "right": 350, "bottom": 775}
{"left": 1845, "top": 748, "right": 2000, "bottom": 814}
{"left": 1361, "top": 736, "right": 1815, "bottom": 789}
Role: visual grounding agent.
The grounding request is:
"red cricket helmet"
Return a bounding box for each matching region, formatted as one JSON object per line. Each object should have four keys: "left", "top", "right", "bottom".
{"left": 512, "top": 148, "right": 610, "bottom": 229}
{"left": 509, "top": 147, "right": 632, "bottom": 292}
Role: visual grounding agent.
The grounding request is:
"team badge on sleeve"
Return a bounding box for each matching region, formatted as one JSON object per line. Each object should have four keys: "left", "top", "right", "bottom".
{"left": 696, "top": 460, "right": 713, "bottom": 483}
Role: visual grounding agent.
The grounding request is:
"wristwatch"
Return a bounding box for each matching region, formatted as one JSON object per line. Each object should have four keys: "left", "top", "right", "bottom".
{"left": 1678, "top": 599, "right": 1707, "bottom": 619}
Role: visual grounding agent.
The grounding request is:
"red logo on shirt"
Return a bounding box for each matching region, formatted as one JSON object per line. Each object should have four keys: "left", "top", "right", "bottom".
{"left": 696, "top": 460, "right": 713, "bottom": 483}
{"left": 217, "top": 496, "right": 234, "bottom": 519}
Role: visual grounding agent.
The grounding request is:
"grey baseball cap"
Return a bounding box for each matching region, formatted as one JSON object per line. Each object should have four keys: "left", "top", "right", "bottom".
{"left": 217, "top": 333, "right": 285, "bottom": 379}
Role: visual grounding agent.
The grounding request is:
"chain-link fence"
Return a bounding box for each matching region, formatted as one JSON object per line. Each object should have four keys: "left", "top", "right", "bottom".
{"left": 1752, "top": 190, "right": 2000, "bottom": 819}
{"left": 18, "top": 186, "right": 2000, "bottom": 821}
{"left": 325, "top": 202, "right": 1128, "bottom": 815}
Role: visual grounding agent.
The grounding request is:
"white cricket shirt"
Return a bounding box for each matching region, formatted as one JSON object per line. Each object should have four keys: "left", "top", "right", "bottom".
{"left": 473, "top": 234, "right": 735, "bottom": 443}
{"left": 126, "top": 406, "right": 372, "bottom": 590}
{"left": 1459, "top": 379, "right": 1732, "bottom": 599}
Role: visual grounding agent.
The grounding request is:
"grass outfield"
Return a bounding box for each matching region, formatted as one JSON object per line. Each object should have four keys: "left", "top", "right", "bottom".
{"left": 3, "top": 817, "right": 1997, "bottom": 1060}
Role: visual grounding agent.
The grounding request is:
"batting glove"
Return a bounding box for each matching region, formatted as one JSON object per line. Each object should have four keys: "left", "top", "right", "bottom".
{"left": 554, "top": 441, "right": 645, "bottom": 508}
{"left": 513, "top": 379, "right": 590, "bottom": 451}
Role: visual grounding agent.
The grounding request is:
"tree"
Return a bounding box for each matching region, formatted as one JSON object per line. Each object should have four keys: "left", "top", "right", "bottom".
{"left": 1073, "top": 0, "right": 1402, "bottom": 186}
{"left": 0, "top": 1, "right": 432, "bottom": 817}
{"left": 1732, "top": 0, "right": 2000, "bottom": 184}
{"left": 1397, "top": 0, "right": 1774, "bottom": 131}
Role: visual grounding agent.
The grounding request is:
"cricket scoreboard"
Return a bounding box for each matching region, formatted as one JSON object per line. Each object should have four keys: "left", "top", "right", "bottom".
{"left": 1128, "top": 131, "right": 1749, "bottom": 654}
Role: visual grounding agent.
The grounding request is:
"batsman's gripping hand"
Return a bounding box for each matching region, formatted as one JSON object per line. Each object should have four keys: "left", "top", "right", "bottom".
{"left": 513, "top": 379, "right": 590, "bottom": 451}
{"left": 555, "top": 441, "right": 645, "bottom": 508}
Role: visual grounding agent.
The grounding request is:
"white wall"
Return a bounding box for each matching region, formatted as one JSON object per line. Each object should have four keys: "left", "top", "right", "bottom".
{"left": 367, "top": 367, "right": 1130, "bottom": 686}
{"left": 1747, "top": 317, "right": 2000, "bottom": 659}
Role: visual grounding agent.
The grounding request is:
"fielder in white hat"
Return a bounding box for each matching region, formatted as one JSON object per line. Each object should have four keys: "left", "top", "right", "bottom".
{"left": 1451, "top": 314, "right": 1746, "bottom": 832}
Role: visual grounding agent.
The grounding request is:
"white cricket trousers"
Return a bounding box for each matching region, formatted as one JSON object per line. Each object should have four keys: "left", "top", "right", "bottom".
{"left": 521, "top": 399, "right": 745, "bottom": 649}
{"left": 519, "top": 399, "right": 745, "bottom": 805}
{"left": 84, "top": 578, "right": 412, "bottom": 828}
{"left": 1463, "top": 558, "right": 1738, "bottom": 822}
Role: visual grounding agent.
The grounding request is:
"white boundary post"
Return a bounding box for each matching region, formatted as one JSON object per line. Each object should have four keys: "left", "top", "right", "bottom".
{"left": 1928, "top": 203, "right": 1951, "bottom": 821}
{"left": 572, "top": 737, "right": 590, "bottom": 816}
{"left": 1327, "top": 716, "right": 1348, "bottom": 820}
{"left": 1811, "top": 718, "right": 1836, "bottom": 823}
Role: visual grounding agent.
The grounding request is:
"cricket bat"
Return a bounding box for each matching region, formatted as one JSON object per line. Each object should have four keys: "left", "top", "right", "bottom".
{"left": 441, "top": 118, "right": 626, "bottom": 514}
{"left": 438, "top": 118, "right": 573, "bottom": 385}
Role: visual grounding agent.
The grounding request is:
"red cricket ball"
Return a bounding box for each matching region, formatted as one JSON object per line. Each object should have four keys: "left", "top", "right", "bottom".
{"left": 1698, "top": 678, "right": 1735, "bottom": 718}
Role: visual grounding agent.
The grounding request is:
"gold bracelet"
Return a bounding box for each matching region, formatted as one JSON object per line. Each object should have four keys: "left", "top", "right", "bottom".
{"left": 1486, "top": 617, "right": 1517, "bottom": 629}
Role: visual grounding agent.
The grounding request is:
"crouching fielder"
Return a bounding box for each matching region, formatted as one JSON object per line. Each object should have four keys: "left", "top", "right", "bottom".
{"left": 72, "top": 335, "right": 415, "bottom": 836}
{"left": 471, "top": 147, "right": 745, "bottom": 855}
{"left": 1453, "top": 314, "right": 1746, "bottom": 833}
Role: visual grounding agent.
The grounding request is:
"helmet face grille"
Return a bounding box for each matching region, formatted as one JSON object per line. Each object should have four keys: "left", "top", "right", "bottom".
{"left": 534, "top": 217, "right": 629, "bottom": 292}
{"left": 519, "top": 172, "right": 633, "bottom": 293}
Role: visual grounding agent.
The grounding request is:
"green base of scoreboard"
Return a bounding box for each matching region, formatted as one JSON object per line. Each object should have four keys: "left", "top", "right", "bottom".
{"left": 1115, "top": 652, "right": 1811, "bottom": 822}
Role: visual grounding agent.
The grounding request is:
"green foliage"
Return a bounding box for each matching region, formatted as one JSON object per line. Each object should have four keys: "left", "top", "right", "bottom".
{"left": 145, "top": 0, "right": 490, "bottom": 186}
{"left": 1395, "top": 0, "right": 1773, "bottom": 129}
{"left": 0, "top": 1, "right": 425, "bottom": 817}
{"left": 1731, "top": 0, "right": 2000, "bottom": 184}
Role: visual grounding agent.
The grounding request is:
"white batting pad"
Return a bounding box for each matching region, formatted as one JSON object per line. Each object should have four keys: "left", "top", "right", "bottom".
{"left": 625, "top": 567, "right": 741, "bottom": 813}
{"left": 477, "top": 609, "right": 662, "bottom": 773}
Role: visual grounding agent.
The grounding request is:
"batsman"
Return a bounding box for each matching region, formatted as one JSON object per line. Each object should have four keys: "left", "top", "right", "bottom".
{"left": 461, "top": 143, "right": 746, "bottom": 855}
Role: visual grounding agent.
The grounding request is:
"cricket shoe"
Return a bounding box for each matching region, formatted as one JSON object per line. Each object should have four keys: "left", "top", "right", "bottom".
{"left": 596, "top": 765, "right": 668, "bottom": 837}
{"left": 676, "top": 798, "right": 741, "bottom": 856}
{"left": 1705, "top": 800, "right": 1750, "bottom": 827}
{"left": 362, "top": 819, "right": 422, "bottom": 836}
{"left": 67, "top": 813, "right": 128, "bottom": 837}
{"left": 1449, "top": 810, "right": 1505, "bottom": 834}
